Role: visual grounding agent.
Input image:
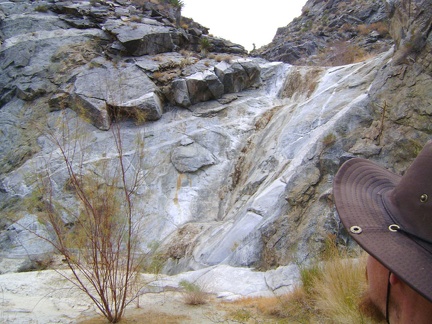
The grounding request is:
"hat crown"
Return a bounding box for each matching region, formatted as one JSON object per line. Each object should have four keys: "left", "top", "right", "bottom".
{"left": 386, "top": 143, "right": 432, "bottom": 241}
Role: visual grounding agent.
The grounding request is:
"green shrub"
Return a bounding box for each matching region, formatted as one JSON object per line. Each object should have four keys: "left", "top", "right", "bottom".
{"left": 199, "top": 37, "right": 211, "bottom": 54}
{"left": 168, "top": 0, "right": 184, "bottom": 8}
{"left": 35, "top": 5, "right": 48, "bottom": 12}
{"left": 179, "top": 280, "right": 208, "bottom": 305}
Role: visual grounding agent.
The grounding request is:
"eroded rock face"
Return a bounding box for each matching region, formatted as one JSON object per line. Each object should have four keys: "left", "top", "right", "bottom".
{"left": 257, "top": 0, "right": 393, "bottom": 65}
{"left": 67, "top": 58, "right": 162, "bottom": 129}
{"left": 171, "top": 140, "right": 218, "bottom": 173}
{"left": 215, "top": 60, "right": 261, "bottom": 93}
{"left": 102, "top": 18, "right": 185, "bottom": 56}
{"left": 171, "top": 59, "right": 261, "bottom": 108}
{"left": 0, "top": 0, "right": 249, "bottom": 129}
{"left": 0, "top": 0, "right": 431, "bottom": 284}
{"left": 386, "top": 0, "right": 432, "bottom": 71}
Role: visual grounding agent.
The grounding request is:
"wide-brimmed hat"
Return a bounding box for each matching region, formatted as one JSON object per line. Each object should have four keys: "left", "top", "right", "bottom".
{"left": 333, "top": 141, "right": 432, "bottom": 302}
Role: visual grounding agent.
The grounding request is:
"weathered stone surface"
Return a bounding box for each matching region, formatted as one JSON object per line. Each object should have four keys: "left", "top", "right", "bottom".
{"left": 214, "top": 59, "right": 261, "bottom": 93}
{"left": 170, "top": 62, "right": 259, "bottom": 108}
{"left": 171, "top": 78, "right": 191, "bottom": 107}
{"left": 0, "top": 214, "right": 54, "bottom": 273}
{"left": 205, "top": 36, "right": 247, "bottom": 54}
{"left": 387, "top": 0, "right": 432, "bottom": 71}
{"left": 215, "top": 61, "right": 248, "bottom": 93}
{"left": 64, "top": 58, "right": 162, "bottom": 129}
{"left": 103, "top": 19, "right": 184, "bottom": 56}
{"left": 187, "top": 70, "right": 225, "bottom": 104}
{"left": 0, "top": 98, "right": 43, "bottom": 174}
{"left": 0, "top": 0, "right": 431, "bottom": 296}
{"left": 172, "top": 69, "right": 225, "bottom": 108}
{"left": 171, "top": 141, "right": 217, "bottom": 173}
{"left": 70, "top": 94, "right": 110, "bottom": 131}
{"left": 257, "top": 0, "right": 393, "bottom": 66}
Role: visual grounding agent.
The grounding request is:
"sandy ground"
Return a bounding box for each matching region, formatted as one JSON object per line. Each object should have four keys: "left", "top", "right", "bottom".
{"left": 0, "top": 270, "right": 244, "bottom": 324}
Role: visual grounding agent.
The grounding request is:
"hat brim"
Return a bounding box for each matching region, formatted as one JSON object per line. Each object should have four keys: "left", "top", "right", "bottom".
{"left": 334, "top": 158, "right": 432, "bottom": 302}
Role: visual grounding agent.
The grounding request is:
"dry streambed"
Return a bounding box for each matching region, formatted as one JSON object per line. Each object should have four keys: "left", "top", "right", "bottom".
{"left": 0, "top": 270, "right": 278, "bottom": 323}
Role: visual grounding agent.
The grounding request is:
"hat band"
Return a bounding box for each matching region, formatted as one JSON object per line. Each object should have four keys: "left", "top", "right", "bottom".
{"left": 381, "top": 193, "right": 432, "bottom": 253}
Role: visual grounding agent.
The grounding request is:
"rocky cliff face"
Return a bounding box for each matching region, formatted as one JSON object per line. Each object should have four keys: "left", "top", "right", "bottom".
{"left": 0, "top": 0, "right": 431, "bottom": 286}
{"left": 257, "top": 0, "right": 394, "bottom": 66}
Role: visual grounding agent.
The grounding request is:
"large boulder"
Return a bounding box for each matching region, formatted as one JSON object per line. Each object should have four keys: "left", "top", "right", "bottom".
{"left": 214, "top": 59, "right": 261, "bottom": 93}
{"left": 171, "top": 69, "right": 224, "bottom": 107}
{"left": 59, "top": 58, "right": 163, "bottom": 130}
{"left": 103, "top": 19, "right": 185, "bottom": 56}
{"left": 170, "top": 59, "right": 261, "bottom": 108}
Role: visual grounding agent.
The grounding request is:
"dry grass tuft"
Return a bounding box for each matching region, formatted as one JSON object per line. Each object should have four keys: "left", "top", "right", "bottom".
{"left": 226, "top": 236, "right": 377, "bottom": 323}
{"left": 179, "top": 280, "right": 209, "bottom": 305}
{"left": 315, "top": 255, "right": 369, "bottom": 323}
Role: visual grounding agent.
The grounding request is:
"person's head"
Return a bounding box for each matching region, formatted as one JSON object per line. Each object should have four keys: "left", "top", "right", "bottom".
{"left": 333, "top": 141, "right": 432, "bottom": 323}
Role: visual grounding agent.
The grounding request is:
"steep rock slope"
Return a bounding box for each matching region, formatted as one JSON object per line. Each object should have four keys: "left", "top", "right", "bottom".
{"left": 257, "top": 0, "right": 393, "bottom": 66}
{"left": 0, "top": 0, "right": 431, "bottom": 282}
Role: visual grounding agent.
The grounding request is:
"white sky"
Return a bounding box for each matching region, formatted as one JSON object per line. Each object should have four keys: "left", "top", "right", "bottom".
{"left": 182, "top": 0, "right": 308, "bottom": 51}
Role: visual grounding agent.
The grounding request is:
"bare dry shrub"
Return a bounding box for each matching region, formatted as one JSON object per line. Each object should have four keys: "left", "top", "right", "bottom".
{"left": 215, "top": 54, "right": 233, "bottom": 63}
{"left": 323, "top": 41, "right": 369, "bottom": 66}
{"left": 370, "top": 22, "right": 389, "bottom": 36}
{"left": 357, "top": 24, "right": 370, "bottom": 36}
{"left": 358, "top": 22, "right": 389, "bottom": 37}
{"left": 34, "top": 111, "right": 147, "bottom": 323}
{"left": 323, "top": 133, "right": 337, "bottom": 148}
{"left": 341, "top": 23, "right": 354, "bottom": 32}
{"left": 151, "top": 70, "right": 180, "bottom": 84}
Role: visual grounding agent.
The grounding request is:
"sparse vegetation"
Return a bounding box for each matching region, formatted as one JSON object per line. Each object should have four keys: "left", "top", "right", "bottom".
{"left": 358, "top": 22, "right": 389, "bottom": 37}
{"left": 130, "top": 15, "right": 142, "bottom": 23}
{"left": 228, "top": 308, "right": 256, "bottom": 322}
{"left": 32, "top": 110, "right": 147, "bottom": 323}
{"left": 226, "top": 236, "right": 372, "bottom": 323}
{"left": 141, "top": 241, "right": 166, "bottom": 274}
{"left": 215, "top": 54, "right": 233, "bottom": 63}
{"left": 34, "top": 4, "right": 49, "bottom": 12}
{"left": 320, "top": 41, "right": 370, "bottom": 66}
{"left": 179, "top": 280, "right": 208, "bottom": 305}
{"left": 199, "top": 37, "right": 212, "bottom": 55}
{"left": 323, "top": 133, "right": 337, "bottom": 148}
{"left": 168, "top": 0, "right": 184, "bottom": 8}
